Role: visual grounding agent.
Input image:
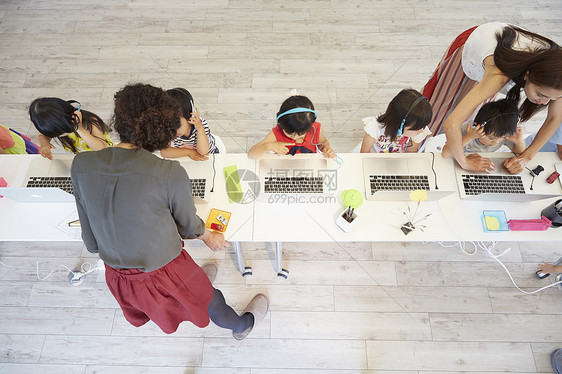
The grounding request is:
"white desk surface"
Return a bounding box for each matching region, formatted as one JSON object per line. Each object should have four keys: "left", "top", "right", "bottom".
{"left": 1, "top": 152, "right": 562, "bottom": 242}
{"left": 252, "top": 152, "right": 562, "bottom": 242}
{"left": 0, "top": 154, "right": 255, "bottom": 242}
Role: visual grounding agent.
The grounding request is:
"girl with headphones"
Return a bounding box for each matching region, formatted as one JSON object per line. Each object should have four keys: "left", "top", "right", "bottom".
{"left": 248, "top": 94, "right": 335, "bottom": 159}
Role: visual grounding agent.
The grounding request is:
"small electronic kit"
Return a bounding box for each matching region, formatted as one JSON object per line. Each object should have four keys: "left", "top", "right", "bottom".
{"left": 547, "top": 171, "right": 560, "bottom": 184}
{"left": 205, "top": 208, "right": 231, "bottom": 233}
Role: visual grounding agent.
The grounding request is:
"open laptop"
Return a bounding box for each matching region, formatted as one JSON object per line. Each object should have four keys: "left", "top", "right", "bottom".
{"left": 257, "top": 154, "right": 334, "bottom": 201}
{"left": 454, "top": 153, "right": 562, "bottom": 201}
{"left": 177, "top": 157, "right": 214, "bottom": 203}
{"left": 0, "top": 155, "right": 75, "bottom": 203}
{"left": 362, "top": 154, "right": 454, "bottom": 201}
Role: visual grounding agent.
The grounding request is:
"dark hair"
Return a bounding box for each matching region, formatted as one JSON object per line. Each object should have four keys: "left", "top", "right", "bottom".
{"left": 29, "top": 97, "right": 110, "bottom": 153}
{"left": 166, "top": 87, "right": 194, "bottom": 119}
{"left": 474, "top": 99, "right": 520, "bottom": 137}
{"left": 111, "top": 83, "right": 180, "bottom": 152}
{"left": 276, "top": 95, "right": 316, "bottom": 136}
{"left": 494, "top": 25, "right": 562, "bottom": 122}
{"left": 377, "top": 89, "right": 432, "bottom": 141}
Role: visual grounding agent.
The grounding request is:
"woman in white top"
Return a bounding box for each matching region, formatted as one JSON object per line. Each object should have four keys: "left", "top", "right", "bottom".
{"left": 423, "top": 22, "right": 562, "bottom": 173}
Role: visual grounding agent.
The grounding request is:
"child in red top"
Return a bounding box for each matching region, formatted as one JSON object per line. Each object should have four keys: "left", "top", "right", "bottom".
{"left": 248, "top": 95, "right": 335, "bottom": 159}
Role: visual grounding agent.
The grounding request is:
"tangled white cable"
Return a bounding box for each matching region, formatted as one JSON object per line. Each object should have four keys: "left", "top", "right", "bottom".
{"left": 429, "top": 241, "right": 562, "bottom": 294}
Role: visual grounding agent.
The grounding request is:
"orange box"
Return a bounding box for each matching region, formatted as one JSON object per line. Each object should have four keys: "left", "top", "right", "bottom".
{"left": 205, "top": 208, "right": 231, "bottom": 233}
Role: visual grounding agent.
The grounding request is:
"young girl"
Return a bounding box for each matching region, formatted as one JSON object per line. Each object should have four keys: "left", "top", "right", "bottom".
{"left": 360, "top": 89, "right": 432, "bottom": 153}
{"left": 29, "top": 98, "right": 114, "bottom": 160}
{"left": 0, "top": 124, "right": 39, "bottom": 154}
{"left": 423, "top": 22, "right": 562, "bottom": 173}
{"left": 160, "top": 88, "right": 217, "bottom": 160}
{"left": 248, "top": 94, "right": 335, "bottom": 159}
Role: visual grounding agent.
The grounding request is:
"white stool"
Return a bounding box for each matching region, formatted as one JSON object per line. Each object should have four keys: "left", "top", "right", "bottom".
{"left": 213, "top": 134, "right": 227, "bottom": 154}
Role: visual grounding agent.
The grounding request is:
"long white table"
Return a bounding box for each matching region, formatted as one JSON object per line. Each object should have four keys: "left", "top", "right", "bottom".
{"left": 2, "top": 152, "right": 561, "bottom": 278}
{"left": 0, "top": 153, "right": 256, "bottom": 276}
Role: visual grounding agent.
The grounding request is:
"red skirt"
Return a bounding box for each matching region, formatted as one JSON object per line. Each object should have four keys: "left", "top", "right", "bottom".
{"left": 422, "top": 26, "right": 479, "bottom": 135}
{"left": 104, "top": 249, "right": 213, "bottom": 334}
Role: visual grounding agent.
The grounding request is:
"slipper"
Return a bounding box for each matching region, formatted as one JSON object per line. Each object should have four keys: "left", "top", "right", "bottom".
{"left": 201, "top": 263, "right": 217, "bottom": 284}
{"left": 233, "top": 293, "right": 269, "bottom": 341}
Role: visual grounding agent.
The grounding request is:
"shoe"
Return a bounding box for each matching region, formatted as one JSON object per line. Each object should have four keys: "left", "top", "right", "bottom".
{"left": 556, "top": 274, "right": 562, "bottom": 291}
{"left": 233, "top": 293, "right": 269, "bottom": 341}
{"left": 552, "top": 348, "right": 562, "bottom": 374}
{"left": 201, "top": 263, "right": 217, "bottom": 284}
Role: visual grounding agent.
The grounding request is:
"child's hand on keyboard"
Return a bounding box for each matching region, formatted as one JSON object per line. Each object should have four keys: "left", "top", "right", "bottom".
{"left": 322, "top": 145, "right": 335, "bottom": 158}
{"left": 268, "top": 141, "right": 295, "bottom": 155}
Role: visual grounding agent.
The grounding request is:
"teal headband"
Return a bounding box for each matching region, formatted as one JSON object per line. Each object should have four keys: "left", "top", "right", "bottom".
{"left": 398, "top": 96, "right": 428, "bottom": 136}
{"left": 276, "top": 108, "right": 317, "bottom": 122}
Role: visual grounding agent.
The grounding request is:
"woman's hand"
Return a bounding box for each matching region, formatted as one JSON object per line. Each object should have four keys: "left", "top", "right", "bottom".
{"left": 537, "top": 261, "right": 562, "bottom": 274}
{"left": 462, "top": 153, "right": 495, "bottom": 173}
{"left": 503, "top": 154, "right": 530, "bottom": 174}
{"left": 200, "top": 229, "right": 229, "bottom": 251}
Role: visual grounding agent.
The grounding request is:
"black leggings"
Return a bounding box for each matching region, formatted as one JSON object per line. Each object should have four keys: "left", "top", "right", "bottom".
{"left": 207, "top": 288, "right": 253, "bottom": 334}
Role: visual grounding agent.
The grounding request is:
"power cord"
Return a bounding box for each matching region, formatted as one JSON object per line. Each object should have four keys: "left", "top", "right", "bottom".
{"left": 63, "top": 259, "right": 105, "bottom": 286}
{"left": 1, "top": 259, "right": 105, "bottom": 286}
{"left": 429, "top": 151, "right": 439, "bottom": 190}
{"left": 210, "top": 151, "right": 216, "bottom": 192}
{"left": 430, "top": 241, "right": 562, "bottom": 294}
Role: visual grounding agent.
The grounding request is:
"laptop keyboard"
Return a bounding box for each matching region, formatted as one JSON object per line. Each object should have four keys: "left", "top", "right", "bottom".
{"left": 27, "top": 176, "right": 74, "bottom": 194}
{"left": 369, "top": 175, "right": 430, "bottom": 193}
{"left": 264, "top": 176, "right": 324, "bottom": 194}
{"left": 462, "top": 174, "right": 525, "bottom": 195}
{"left": 190, "top": 178, "right": 207, "bottom": 199}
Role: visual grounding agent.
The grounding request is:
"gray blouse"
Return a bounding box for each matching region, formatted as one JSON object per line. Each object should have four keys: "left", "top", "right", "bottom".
{"left": 71, "top": 147, "right": 205, "bottom": 272}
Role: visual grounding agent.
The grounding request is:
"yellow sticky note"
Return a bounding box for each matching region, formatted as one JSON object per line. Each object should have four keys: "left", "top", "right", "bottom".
{"left": 484, "top": 216, "right": 500, "bottom": 231}
{"left": 409, "top": 189, "right": 428, "bottom": 202}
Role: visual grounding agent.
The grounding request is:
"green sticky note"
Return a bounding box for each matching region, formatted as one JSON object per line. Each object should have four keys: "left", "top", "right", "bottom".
{"left": 224, "top": 165, "right": 242, "bottom": 203}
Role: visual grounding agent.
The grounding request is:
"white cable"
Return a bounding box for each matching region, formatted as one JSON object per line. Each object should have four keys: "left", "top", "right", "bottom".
{"left": 430, "top": 240, "right": 562, "bottom": 294}
{"left": 2, "top": 259, "right": 104, "bottom": 283}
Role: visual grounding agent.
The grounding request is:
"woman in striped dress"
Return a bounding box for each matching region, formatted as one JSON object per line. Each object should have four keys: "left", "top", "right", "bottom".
{"left": 423, "top": 22, "right": 562, "bottom": 174}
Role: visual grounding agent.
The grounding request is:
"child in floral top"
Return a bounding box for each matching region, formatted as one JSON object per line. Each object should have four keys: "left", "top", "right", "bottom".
{"left": 360, "top": 89, "right": 432, "bottom": 153}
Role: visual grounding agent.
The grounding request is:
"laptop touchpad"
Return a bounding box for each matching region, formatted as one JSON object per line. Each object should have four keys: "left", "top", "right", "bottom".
{"left": 385, "top": 159, "right": 409, "bottom": 174}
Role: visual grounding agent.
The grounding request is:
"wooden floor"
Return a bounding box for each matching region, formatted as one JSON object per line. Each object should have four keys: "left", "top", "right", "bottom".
{"left": 1, "top": 0, "right": 562, "bottom": 373}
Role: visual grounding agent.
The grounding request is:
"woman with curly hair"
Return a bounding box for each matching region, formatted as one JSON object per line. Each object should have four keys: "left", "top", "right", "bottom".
{"left": 422, "top": 22, "right": 562, "bottom": 173}
{"left": 70, "top": 83, "right": 268, "bottom": 339}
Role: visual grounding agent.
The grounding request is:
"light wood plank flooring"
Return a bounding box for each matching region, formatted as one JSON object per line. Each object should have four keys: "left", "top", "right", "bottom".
{"left": 1, "top": 0, "right": 561, "bottom": 372}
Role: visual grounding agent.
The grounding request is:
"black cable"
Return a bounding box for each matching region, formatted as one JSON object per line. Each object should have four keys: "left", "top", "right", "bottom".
{"left": 430, "top": 152, "right": 438, "bottom": 190}
{"left": 211, "top": 152, "right": 216, "bottom": 192}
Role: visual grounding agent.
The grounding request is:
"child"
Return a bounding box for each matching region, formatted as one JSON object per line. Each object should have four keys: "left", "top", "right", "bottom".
{"left": 248, "top": 94, "right": 335, "bottom": 159}
{"left": 442, "top": 99, "right": 526, "bottom": 157}
{"left": 360, "top": 89, "right": 432, "bottom": 153}
{"left": 29, "top": 98, "right": 114, "bottom": 160}
{"left": 160, "top": 88, "right": 217, "bottom": 160}
{"left": 0, "top": 124, "right": 39, "bottom": 154}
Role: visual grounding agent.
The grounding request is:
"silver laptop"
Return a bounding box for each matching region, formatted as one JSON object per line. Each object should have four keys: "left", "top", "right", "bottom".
{"left": 454, "top": 154, "right": 562, "bottom": 201}
{"left": 362, "top": 154, "right": 454, "bottom": 201}
{"left": 177, "top": 158, "right": 213, "bottom": 203}
{"left": 0, "top": 155, "right": 75, "bottom": 203}
{"left": 257, "top": 154, "right": 334, "bottom": 201}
